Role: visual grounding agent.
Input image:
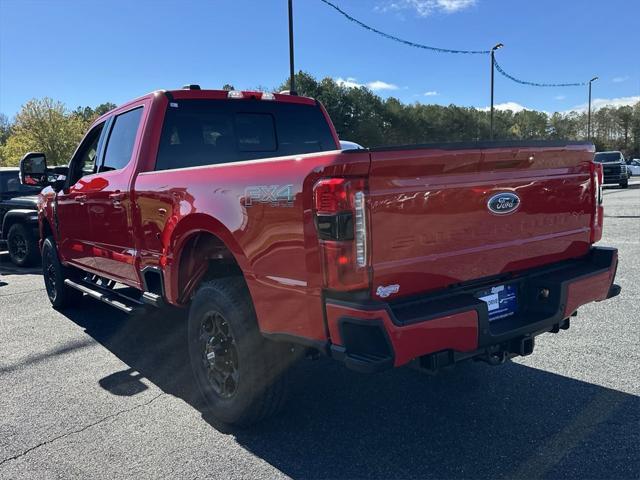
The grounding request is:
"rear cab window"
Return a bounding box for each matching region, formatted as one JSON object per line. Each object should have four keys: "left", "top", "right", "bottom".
{"left": 594, "top": 152, "right": 622, "bottom": 163}
{"left": 155, "top": 99, "right": 337, "bottom": 171}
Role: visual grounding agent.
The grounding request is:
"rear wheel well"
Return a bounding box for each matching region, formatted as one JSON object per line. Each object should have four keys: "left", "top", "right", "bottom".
{"left": 177, "top": 232, "right": 245, "bottom": 303}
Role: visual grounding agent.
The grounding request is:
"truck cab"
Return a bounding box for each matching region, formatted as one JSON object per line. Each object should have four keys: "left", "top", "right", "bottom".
{"left": 594, "top": 150, "right": 629, "bottom": 188}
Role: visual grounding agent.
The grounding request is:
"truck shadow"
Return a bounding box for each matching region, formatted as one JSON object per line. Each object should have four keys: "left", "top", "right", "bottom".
{"left": 0, "top": 251, "right": 42, "bottom": 277}
{"left": 60, "top": 299, "right": 638, "bottom": 480}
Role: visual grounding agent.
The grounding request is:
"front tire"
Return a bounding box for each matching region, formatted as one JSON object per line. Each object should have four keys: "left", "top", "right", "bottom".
{"left": 620, "top": 179, "right": 629, "bottom": 188}
{"left": 188, "top": 278, "right": 294, "bottom": 426}
{"left": 41, "top": 236, "right": 82, "bottom": 308}
{"left": 7, "top": 223, "right": 39, "bottom": 267}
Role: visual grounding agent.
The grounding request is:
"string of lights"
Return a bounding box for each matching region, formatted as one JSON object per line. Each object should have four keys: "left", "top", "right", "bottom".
{"left": 493, "top": 58, "right": 586, "bottom": 87}
{"left": 318, "top": 0, "right": 490, "bottom": 55}
{"left": 319, "top": 0, "right": 589, "bottom": 88}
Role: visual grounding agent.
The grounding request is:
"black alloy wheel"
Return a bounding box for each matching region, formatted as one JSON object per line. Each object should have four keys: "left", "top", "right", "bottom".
{"left": 42, "top": 242, "right": 58, "bottom": 302}
{"left": 8, "top": 231, "right": 27, "bottom": 262}
{"left": 7, "top": 224, "right": 38, "bottom": 267}
{"left": 199, "top": 310, "right": 240, "bottom": 399}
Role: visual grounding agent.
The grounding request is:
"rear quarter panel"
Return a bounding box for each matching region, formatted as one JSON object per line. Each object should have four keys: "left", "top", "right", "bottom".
{"left": 134, "top": 150, "right": 370, "bottom": 341}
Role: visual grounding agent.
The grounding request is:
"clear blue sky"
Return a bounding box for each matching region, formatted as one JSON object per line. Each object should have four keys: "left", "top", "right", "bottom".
{"left": 1, "top": 0, "right": 638, "bottom": 118}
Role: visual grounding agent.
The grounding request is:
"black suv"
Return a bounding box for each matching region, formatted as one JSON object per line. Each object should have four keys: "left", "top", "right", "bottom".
{"left": 594, "top": 151, "right": 629, "bottom": 188}
{"left": 0, "top": 167, "right": 41, "bottom": 266}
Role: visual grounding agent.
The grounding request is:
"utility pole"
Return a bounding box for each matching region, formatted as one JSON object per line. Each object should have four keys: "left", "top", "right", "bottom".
{"left": 588, "top": 76, "right": 598, "bottom": 141}
{"left": 288, "top": 0, "right": 296, "bottom": 95}
{"left": 490, "top": 43, "right": 504, "bottom": 140}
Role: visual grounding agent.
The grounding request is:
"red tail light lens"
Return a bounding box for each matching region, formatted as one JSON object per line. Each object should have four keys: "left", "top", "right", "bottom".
{"left": 314, "top": 178, "right": 351, "bottom": 214}
{"left": 313, "top": 178, "right": 369, "bottom": 290}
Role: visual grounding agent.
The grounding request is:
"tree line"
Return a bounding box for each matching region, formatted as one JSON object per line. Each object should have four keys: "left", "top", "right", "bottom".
{"left": 280, "top": 73, "right": 639, "bottom": 156}
{"left": 0, "top": 99, "right": 116, "bottom": 167}
{"left": 1, "top": 71, "right": 638, "bottom": 167}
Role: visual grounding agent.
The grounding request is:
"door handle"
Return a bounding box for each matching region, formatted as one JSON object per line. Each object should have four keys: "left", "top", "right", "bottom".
{"left": 109, "top": 192, "right": 125, "bottom": 201}
{"left": 109, "top": 191, "right": 125, "bottom": 207}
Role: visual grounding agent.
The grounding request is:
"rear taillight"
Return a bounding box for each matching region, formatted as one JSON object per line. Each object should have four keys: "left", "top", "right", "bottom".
{"left": 313, "top": 178, "right": 369, "bottom": 290}
{"left": 353, "top": 191, "right": 367, "bottom": 267}
{"left": 590, "top": 162, "right": 604, "bottom": 243}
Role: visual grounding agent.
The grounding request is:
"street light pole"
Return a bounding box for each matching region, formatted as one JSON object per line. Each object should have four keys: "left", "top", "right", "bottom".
{"left": 490, "top": 43, "right": 504, "bottom": 140}
{"left": 587, "top": 76, "right": 598, "bottom": 141}
{"left": 288, "top": 0, "right": 297, "bottom": 95}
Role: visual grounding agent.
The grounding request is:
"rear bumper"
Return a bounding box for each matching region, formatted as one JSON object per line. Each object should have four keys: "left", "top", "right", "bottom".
{"left": 326, "top": 246, "right": 620, "bottom": 373}
{"left": 603, "top": 174, "right": 627, "bottom": 184}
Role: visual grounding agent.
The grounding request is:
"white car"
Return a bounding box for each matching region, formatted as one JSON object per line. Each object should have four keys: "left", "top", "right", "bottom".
{"left": 627, "top": 159, "right": 640, "bottom": 176}
{"left": 340, "top": 140, "right": 365, "bottom": 151}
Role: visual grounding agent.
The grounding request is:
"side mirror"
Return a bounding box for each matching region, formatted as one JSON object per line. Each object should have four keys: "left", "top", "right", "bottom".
{"left": 20, "top": 152, "right": 49, "bottom": 188}
{"left": 19, "top": 152, "right": 67, "bottom": 191}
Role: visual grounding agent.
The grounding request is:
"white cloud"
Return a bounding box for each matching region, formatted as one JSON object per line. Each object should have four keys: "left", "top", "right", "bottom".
{"left": 554, "top": 95, "right": 566, "bottom": 101}
{"left": 377, "top": 0, "right": 476, "bottom": 16}
{"left": 480, "top": 101, "right": 528, "bottom": 113}
{"left": 562, "top": 95, "right": 640, "bottom": 114}
{"left": 335, "top": 77, "right": 399, "bottom": 91}
{"left": 335, "top": 77, "right": 363, "bottom": 89}
{"left": 424, "top": 90, "right": 439, "bottom": 96}
{"left": 612, "top": 76, "right": 630, "bottom": 83}
{"left": 367, "top": 80, "right": 400, "bottom": 91}
{"left": 435, "top": 0, "right": 476, "bottom": 12}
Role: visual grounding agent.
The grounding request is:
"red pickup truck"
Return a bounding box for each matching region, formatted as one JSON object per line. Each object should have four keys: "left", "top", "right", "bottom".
{"left": 20, "top": 86, "right": 620, "bottom": 425}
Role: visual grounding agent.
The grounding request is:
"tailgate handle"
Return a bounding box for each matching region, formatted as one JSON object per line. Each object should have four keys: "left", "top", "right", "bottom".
{"left": 75, "top": 194, "right": 87, "bottom": 204}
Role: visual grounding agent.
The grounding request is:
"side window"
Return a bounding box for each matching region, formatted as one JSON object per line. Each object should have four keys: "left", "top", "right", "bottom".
{"left": 69, "top": 122, "right": 105, "bottom": 184}
{"left": 6, "top": 176, "right": 20, "bottom": 192}
{"left": 155, "top": 101, "right": 335, "bottom": 171}
{"left": 101, "top": 107, "right": 143, "bottom": 172}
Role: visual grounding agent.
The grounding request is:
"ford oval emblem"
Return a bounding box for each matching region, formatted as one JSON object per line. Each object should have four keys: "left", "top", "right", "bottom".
{"left": 487, "top": 192, "right": 520, "bottom": 215}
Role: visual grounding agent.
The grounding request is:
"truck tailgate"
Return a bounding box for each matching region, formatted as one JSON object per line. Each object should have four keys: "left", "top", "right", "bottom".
{"left": 367, "top": 142, "right": 595, "bottom": 299}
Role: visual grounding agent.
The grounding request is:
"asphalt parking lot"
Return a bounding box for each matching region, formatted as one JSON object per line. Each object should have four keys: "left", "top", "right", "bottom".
{"left": 1, "top": 182, "right": 638, "bottom": 480}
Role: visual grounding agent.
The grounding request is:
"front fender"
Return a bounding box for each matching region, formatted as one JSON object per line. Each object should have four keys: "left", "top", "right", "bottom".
{"left": 1, "top": 209, "right": 39, "bottom": 239}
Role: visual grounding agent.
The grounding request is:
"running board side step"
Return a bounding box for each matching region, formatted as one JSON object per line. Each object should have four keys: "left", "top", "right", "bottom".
{"left": 141, "top": 291, "right": 164, "bottom": 308}
{"left": 64, "top": 279, "right": 146, "bottom": 315}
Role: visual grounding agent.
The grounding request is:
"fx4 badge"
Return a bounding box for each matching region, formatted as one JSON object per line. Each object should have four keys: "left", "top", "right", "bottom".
{"left": 244, "top": 184, "right": 294, "bottom": 207}
{"left": 376, "top": 284, "right": 400, "bottom": 298}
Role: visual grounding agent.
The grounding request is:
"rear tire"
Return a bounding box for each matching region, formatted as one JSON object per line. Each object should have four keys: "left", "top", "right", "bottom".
{"left": 41, "top": 236, "right": 83, "bottom": 308}
{"left": 187, "top": 278, "right": 294, "bottom": 426}
{"left": 620, "top": 179, "right": 628, "bottom": 188}
{"left": 7, "top": 223, "right": 39, "bottom": 267}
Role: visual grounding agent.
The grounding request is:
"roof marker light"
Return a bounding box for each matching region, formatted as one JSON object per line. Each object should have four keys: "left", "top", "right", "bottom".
{"left": 227, "top": 90, "right": 244, "bottom": 99}
{"left": 261, "top": 92, "right": 276, "bottom": 101}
